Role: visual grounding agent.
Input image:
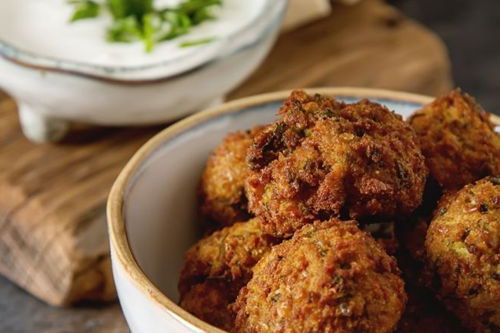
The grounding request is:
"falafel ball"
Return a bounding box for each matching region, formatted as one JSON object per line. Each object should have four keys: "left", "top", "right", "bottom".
{"left": 179, "top": 217, "right": 279, "bottom": 330}
{"left": 233, "top": 220, "right": 407, "bottom": 333}
{"left": 199, "top": 126, "right": 264, "bottom": 230}
{"left": 425, "top": 177, "right": 500, "bottom": 332}
{"left": 408, "top": 89, "right": 500, "bottom": 191}
{"left": 246, "top": 90, "right": 427, "bottom": 237}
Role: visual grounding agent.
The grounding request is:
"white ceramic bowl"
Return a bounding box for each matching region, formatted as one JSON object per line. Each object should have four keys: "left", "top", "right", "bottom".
{"left": 107, "top": 87, "right": 433, "bottom": 333}
{"left": 0, "top": 1, "right": 287, "bottom": 143}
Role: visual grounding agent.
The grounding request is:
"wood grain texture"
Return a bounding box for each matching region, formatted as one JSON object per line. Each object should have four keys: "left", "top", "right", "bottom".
{"left": 0, "top": 0, "right": 453, "bottom": 331}
{"left": 0, "top": 97, "right": 161, "bottom": 305}
{"left": 230, "top": 0, "right": 453, "bottom": 99}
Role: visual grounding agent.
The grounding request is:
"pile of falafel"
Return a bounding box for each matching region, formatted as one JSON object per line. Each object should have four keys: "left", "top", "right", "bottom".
{"left": 178, "top": 89, "right": 500, "bottom": 333}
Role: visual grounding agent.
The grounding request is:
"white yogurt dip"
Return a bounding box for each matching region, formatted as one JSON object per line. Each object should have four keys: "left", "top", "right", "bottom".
{"left": 0, "top": 0, "right": 272, "bottom": 78}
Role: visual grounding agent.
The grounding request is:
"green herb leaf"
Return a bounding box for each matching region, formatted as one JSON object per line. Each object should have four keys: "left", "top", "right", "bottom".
{"left": 107, "top": 0, "right": 154, "bottom": 19}
{"left": 179, "top": 0, "right": 221, "bottom": 25}
{"left": 128, "top": 0, "right": 154, "bottom": 18}
{"left": 178, "top": 0, "right": 221, "bottom": 15}
{"left": 179, "top": 37, "right": 215, "bottom": 47}
{"left": 68, "top": 0, "right": 100, "bottom": 22}
{"left": 107, "top": 0, "right": 126, "bottom": 19}
{"left": 142, "top": 13, "right": 155, "bottom": 52}
{"left": 107, "top": 16, "right": 142, "bottom": 43}
{"left": 160, "top": 10, "right": 192, "bottom": 40}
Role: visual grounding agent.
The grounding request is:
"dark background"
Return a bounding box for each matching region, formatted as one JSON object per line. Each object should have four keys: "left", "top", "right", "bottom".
{"left": 391, "top": 0, "right": 500, "bottom": 114}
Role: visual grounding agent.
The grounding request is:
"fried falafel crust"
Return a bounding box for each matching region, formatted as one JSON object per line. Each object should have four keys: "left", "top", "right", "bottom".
{"left": 180, "top": 279, "right": 238, "bottom": 331}
{"left": 246, "top": 90, "right": 427, "bottom": 237}
{"left": 199, "top": 126, "right": 264, "bottom": 230}
{"left": 425, "top": 177, "right": 500, "bottom": 332}
{"left": 408, "top": 89, "right": 500, "bottom": 191}
{"left": 179, "top": 218, "right": 279, "bottom": 330}
{"left": 233, "top": 220, "right": 407, "bottom": 333}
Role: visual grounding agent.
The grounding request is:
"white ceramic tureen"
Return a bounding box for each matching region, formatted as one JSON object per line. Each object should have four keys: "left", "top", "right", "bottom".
{"left": 0, "top": 0, "right": 287, "bottom": 142}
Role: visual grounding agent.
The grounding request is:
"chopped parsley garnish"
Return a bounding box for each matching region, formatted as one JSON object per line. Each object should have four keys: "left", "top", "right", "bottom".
{"left": 69, "top": 0, "right": 101, "bottom": 22}
{"left": 179, "top": 37, "right": 215, "bottom": 47}
{"left": 68, "top": 0, "right": 221, "bottom": 52}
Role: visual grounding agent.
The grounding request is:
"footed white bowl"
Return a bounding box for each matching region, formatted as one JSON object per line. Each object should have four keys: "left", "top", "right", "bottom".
{"left": 107, "top": 88, "right": 433, "bottom": 333}
{"left": 0, "top": 0, "right": 286, "bottom": 142}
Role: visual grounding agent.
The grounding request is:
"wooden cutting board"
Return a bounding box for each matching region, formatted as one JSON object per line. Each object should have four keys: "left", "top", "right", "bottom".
{"left": 0, "top": 0, "right": 452, "bottom": 314}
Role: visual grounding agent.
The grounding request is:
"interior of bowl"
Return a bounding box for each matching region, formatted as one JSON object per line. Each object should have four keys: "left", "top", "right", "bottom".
{"left": 121, "top": 89, "right": 430, "bottom": 304}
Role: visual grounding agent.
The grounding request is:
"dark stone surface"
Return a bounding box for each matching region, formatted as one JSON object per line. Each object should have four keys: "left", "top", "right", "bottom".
{"left": 0, "top": 275, "right": 128, "bottom": 333}
{"left": 391, "top": 0, "right": 500, "bottom": 114}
